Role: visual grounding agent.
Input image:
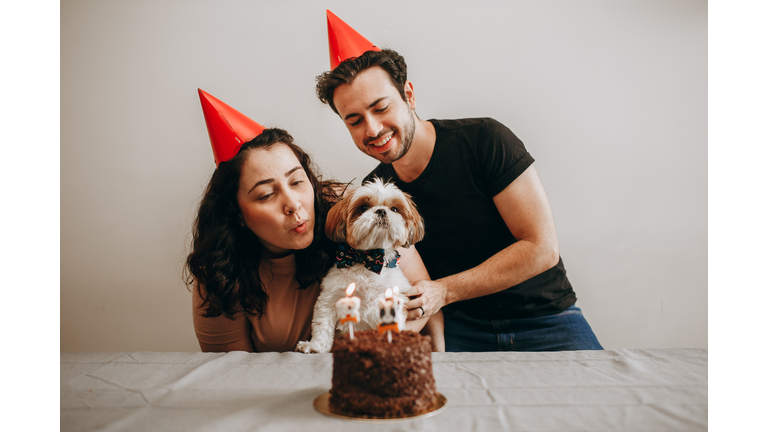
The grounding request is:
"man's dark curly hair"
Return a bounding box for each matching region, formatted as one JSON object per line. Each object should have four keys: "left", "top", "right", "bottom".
{"left": 316, "top": 49, "right": 409, "bottom": 115}
{"left": 185, "top": 128, "right": 347, "bottom": 319}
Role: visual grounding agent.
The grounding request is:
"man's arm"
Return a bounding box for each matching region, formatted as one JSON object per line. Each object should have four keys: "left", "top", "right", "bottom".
{"left": 405, "top": 165, "right": 560, "bottom": 319}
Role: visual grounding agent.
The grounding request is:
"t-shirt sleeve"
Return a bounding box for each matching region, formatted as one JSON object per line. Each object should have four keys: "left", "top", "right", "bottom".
{"left": 476, "top": 118, "right": 535, "bottom": 197}
{"left": 192, "top": 284, "right": 255, "bottom": 352}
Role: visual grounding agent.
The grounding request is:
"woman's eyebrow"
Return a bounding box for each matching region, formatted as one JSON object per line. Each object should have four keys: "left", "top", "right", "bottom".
{"left": 285, "top": 166, "right": 303, "bottom": 177}
{"left": 248, "top": 166, "right": 303, "bottom": 194}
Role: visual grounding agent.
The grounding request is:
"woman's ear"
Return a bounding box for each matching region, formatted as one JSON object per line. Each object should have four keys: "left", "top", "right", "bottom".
{"left": 325, "top": 197, "right": 350, "bottom": 243}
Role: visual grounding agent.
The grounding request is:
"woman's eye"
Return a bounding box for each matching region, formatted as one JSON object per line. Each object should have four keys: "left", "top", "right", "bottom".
{"left": 292, "top": 180, "right": 304, "bottom": 186}
{"left": 258, "top": 193, "right": 273, "bottom": 201}
{"left": 390, "top": 207, "right": 399, "bottom": 213}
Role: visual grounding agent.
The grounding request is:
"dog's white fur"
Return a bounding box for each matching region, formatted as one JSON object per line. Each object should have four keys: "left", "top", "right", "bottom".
{"left": 295, "top": 178, "right": 425, "bottom": 353}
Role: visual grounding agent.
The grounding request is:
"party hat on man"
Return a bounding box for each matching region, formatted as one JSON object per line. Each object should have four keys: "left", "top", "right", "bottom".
{"left": 326, "top": 10, "right": 381, "bottom": 70}
{"left": 198, "top": 88, "right": 265, "bottom": 166}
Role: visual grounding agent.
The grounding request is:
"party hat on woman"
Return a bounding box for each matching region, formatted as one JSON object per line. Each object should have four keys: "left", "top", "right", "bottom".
{"left": 198, "top": 89, "right": 265, "bottom": 166}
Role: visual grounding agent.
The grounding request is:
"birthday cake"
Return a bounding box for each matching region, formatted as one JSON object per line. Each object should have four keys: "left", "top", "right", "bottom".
{"left": 329, "top": 330, "right": 437, "bottom": 417}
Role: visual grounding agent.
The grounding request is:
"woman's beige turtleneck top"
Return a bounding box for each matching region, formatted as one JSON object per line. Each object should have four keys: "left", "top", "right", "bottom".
{"left": 192, "top": 254, "right": 321, "bottom": 352}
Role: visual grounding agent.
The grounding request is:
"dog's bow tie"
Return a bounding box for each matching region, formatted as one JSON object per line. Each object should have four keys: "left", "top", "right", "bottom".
{"left": 335, "top": 243, "right": 400, "bottom": 274}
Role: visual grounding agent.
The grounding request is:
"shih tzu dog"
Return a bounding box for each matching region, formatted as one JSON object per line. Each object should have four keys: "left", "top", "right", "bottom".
{"left": 295, "top": 178, "right": 425, "bottom": 353}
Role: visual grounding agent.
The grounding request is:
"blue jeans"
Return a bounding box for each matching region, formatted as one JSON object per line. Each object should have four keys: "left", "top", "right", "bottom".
{"left": 444, "top": 305, "right": 603, "bottom": 352}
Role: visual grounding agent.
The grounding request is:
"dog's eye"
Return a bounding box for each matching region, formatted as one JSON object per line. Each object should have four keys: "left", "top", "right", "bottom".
{"left": 359, "top": 205, "right": 369, "bottom": 213}
{"left": 390, "top": 207, "right": 399, "bottom": 213}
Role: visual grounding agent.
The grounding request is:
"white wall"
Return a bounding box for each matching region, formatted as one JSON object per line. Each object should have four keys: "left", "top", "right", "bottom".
{"left": 60, "top": 0, "right": 707, "bottom": 351}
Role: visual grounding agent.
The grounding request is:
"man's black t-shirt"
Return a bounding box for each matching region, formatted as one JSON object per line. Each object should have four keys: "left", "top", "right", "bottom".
{"left": 365, "top": 118, "right": 576, "bottom": 320}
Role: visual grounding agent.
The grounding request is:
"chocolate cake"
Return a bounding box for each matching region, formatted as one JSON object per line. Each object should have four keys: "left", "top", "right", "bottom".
{"left": 329, "top": 330, "right": 437, "bottom": 417}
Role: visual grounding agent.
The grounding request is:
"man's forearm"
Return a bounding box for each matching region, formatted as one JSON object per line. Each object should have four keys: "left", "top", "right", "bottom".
{"left": 441, "top": 237, "right": 559, "bottom": 305}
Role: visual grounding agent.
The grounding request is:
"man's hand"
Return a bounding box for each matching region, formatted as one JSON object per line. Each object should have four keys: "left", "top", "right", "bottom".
{"left": 404, "top": 279, "right": 448, "bottom": 321}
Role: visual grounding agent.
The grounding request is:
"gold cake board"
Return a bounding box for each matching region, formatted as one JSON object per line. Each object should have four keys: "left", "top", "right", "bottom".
{"left": 313, "top": 392, "right": 447, "bottom": 422}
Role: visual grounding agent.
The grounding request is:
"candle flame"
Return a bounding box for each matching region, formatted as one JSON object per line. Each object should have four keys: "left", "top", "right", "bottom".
{"left": 346, "top": 282, "right": 356, "bottom": 297}
{"left": 385, "top": 288, "right": 393, "bottom": 298}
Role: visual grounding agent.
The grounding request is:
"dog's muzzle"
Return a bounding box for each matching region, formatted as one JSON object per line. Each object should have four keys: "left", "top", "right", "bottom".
{"left": 374, "top": 209, "right": 389, "bottom": 227}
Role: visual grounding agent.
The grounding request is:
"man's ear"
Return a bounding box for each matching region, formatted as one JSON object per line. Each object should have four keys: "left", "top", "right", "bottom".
{"left": 404, "top": 80, "right": 416, "bottom": 110}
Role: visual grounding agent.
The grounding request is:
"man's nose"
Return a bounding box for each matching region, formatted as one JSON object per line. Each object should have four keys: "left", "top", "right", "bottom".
{"left": 366, "top": 115, "right": 383, "bottom": 138}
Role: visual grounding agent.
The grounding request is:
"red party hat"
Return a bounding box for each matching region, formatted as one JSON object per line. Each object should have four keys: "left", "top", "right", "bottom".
{"left": 326, "top": 10, "right": 381, "bottom": 70}
{"left": 198, "top": 89, "right": 266, "bottom": 166}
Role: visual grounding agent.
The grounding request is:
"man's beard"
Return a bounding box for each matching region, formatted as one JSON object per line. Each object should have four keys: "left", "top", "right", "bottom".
{"left": 371, "top": 108, "right": 416, "bottom": 164}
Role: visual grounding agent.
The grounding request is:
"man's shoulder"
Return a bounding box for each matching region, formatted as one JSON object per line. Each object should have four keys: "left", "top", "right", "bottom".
{"left": 432, "top": 118, "right": 514, "bottom": 144}
{"left": 432, "top": 117, "right": 505, "bottom": 131}
{"left": 432, "top": 117, "right": 520, "bottom": 150}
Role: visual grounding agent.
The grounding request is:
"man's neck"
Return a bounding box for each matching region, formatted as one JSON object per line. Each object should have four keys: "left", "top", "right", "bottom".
{"left": 392, "top": 117, "right": 436, "bottom": 183}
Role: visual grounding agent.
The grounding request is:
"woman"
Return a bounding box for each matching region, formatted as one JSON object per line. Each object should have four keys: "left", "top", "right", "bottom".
{"left": 185, "top": 126, "right": 440, "bottom": 352}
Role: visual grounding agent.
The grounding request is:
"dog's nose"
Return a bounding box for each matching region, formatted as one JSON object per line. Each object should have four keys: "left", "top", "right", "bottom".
{"left": 375, "top": 209, "right": 387, "bottom": 218}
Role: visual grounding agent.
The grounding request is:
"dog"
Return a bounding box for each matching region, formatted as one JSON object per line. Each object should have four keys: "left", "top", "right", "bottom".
{"left": 295, "top": 178, "right": 425, "bottom": 353}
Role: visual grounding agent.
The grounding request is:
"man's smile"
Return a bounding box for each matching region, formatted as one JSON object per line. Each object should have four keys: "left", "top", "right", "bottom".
{"left": 366, "top": 129, "right": 396, "bottom": 153}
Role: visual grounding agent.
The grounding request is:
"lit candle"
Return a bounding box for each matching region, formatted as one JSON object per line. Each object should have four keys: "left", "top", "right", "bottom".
{"left": 391, "top": 286, "right": 405, "bottom": 325}
{"left": 336, "top": 283, "right": 360, "bottom": 339}
{"left": 378, "top": 288, "right": 398, "bottom": 343}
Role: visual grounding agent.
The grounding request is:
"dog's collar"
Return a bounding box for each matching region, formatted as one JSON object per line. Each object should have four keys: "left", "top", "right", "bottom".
{"left": 334, "top": 243, "right": 400, "bottom": 275}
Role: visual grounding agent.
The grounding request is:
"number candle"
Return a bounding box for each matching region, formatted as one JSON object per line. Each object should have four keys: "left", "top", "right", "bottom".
{"left": 391, "top": 286, "right": 405, "bottom": 325}
{"left": 335, "top": 282, "right": 360, "bottom": 339}
{"left": 378, "top": 287, "right": 398, "bottom": 343}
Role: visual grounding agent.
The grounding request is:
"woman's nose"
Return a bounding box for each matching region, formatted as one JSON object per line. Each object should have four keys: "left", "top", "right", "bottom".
{"left": 284, "top": 190, "right": 302, "bottom": 215}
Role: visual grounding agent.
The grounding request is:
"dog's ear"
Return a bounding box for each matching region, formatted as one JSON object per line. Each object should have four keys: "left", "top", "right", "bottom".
{"left": 325, "top": 196, "right": 350, "bottom": 243}
{"left": 402, "top": 191, "right": 425, "bottom": 247}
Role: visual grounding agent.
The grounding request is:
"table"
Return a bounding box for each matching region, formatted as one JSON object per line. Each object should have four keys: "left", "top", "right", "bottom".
{"left": 61, "top": 348, "right": 707, "bottom": 431}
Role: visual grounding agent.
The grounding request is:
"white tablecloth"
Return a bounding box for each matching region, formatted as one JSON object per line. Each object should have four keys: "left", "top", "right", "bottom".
{"left": 61, "top": 348, "right": 707, "bottom": 431}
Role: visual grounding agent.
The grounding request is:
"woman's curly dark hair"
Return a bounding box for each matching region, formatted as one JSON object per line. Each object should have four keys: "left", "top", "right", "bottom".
{"left": 185, "top": 128, "right": 348, "bottom": 319}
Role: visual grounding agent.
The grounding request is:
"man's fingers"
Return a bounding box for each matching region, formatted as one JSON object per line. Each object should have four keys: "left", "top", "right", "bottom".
{"left": 404, "top": 282, "right": 425, "bottom": 297}
{"left": 404, "top": 297, "right": 428, "bottom": 321}
{"left": 405, "top": 296, "right": 425, "bottom": 311}
{"left": 406, "top": 308, "right": 428, "bottom": 321}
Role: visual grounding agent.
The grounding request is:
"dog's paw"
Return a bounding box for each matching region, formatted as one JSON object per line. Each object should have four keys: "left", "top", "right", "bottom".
{"left": 295, "top": 341, "right": 314, "bottom": 353}
{"left": 295, "top": 340, "right": 329, "bottom": 354}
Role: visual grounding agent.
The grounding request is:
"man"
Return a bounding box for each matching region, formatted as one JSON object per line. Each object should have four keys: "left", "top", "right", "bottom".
{"left": 316, "top": 11, "right": 602, "bottom": 352}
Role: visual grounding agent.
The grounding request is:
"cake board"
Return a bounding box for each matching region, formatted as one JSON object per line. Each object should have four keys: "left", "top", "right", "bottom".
{"left": 313, "top": 392, "right": 447, "bottom": 422}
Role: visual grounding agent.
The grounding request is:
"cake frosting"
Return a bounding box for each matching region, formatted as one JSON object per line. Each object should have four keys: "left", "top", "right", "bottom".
{"left": 329, "top": 330, "right": 436, "bottom": 417}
